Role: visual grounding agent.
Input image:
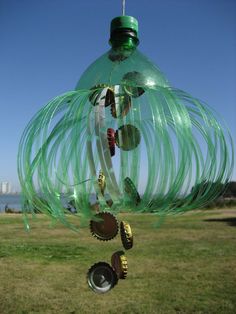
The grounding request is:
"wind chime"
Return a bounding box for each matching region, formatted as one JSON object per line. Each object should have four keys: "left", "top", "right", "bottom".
{"left": 18, "top": 0, "right": 233, "bottom": 293}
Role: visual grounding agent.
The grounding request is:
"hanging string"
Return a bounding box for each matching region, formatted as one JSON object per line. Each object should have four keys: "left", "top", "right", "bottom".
{"left": 122, "top": 0, "right": 126, "bottom": 16}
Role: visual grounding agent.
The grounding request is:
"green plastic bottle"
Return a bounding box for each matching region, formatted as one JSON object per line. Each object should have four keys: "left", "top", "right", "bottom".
{"left": 76, "top": 16, "right": 168, "bottom": 90}
{"left": 17, "top": 15, "right": 234, "bottom": 230}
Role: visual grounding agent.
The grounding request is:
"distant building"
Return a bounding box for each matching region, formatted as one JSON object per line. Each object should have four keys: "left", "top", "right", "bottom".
{"left": 0, "top": 182, "right": 11, "bottom": 194}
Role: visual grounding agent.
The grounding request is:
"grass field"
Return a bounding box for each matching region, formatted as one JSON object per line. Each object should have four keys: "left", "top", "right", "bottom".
{"left": 0, "top": 209, "right": 236, "bottom": 314}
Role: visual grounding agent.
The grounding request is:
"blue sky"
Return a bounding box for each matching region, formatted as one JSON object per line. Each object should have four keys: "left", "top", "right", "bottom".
{"left": 0, "top": 0, "right": 235, "bottom": 191}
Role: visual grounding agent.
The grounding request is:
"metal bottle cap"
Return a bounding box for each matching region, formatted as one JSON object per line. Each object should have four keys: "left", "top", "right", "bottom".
{"left": 87, "top": 262, "right": 118, "bottom": 293}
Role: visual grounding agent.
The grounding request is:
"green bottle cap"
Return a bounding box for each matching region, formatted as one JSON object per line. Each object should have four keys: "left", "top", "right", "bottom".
{"left": 110, "top": 16, "right": 138, "bottom": 35}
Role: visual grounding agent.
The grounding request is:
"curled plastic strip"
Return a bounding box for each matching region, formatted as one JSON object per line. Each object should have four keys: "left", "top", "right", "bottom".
{"left": 17, "top": 85, "right": 234, "bottom": 230}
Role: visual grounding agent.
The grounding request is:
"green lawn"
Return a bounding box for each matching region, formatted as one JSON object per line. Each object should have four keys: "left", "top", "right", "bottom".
{"left": 0, "top": 209, "right": 236, "bottom": 314}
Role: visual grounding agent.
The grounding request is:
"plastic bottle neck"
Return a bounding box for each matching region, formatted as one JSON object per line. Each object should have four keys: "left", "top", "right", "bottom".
{"left": 109, "top": 28, "right": 139, "bottom": 51}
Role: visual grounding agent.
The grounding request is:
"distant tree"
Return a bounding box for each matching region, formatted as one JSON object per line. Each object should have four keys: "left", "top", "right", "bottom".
{"left": 190, "top": 180, "right": 225, "bottom": 202}
{"left": 223, "top": 181, "right": 236, "bottom": 198}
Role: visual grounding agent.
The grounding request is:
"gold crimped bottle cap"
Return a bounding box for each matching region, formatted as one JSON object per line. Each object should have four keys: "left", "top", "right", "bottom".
{"left": 98, "top": 170, "right": 106, "bottom": 196}
{"left": 90, "top": 212, "right": 119, "bottom": 241}
{"left": 89, "top": 84, "right": 114, "bottom": 107}
{"left": 120, "top": 221, "right": 133, "bottom": 250}
{"left": 107, "top": 128, "right": 116, "bottom": 156}
{"left": 110, "top": 92, "right": 131, "bottom": 118}
{"left": 124, "top": 177, "right": 141, "bottom": 205}
{"left": 111, "top": 251, "right": 128, "bottom": 279}
{"left": 115, "top": 124, "right": 141, "bottom": 151}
